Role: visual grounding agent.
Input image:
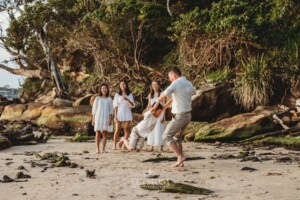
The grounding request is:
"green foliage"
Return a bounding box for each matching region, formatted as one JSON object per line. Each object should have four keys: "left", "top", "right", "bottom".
{"left": 232, "top": 55, "right": 274, "bottom": 110}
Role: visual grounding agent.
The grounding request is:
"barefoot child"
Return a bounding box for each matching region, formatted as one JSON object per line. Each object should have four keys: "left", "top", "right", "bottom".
{"left": 118, "top": 99, "right": 172, "bottom": 152}
{"left": 92, "top": 83, "right": 113, "bottom": 153}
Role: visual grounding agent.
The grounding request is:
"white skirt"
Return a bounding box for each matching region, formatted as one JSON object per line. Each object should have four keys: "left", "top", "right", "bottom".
{"left": 94, "top": 122, "right": 113, "bottom": 132}
{"left": 147, "top": 119, "right": 166, "bottom": 146}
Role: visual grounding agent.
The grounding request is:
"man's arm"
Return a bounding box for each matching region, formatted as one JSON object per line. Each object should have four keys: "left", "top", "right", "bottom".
{"left": 162, "top": 98, "right": 173, "bottom": 111}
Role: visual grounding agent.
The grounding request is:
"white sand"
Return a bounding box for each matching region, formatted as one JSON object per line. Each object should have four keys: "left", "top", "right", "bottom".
{"left": 0, "top": 137, "right": 300, "bottom": 200}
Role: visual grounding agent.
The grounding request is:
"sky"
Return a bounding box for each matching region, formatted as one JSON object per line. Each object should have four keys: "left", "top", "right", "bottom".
{"left": 0, "top": 11, "right": 24, "bottom": 89}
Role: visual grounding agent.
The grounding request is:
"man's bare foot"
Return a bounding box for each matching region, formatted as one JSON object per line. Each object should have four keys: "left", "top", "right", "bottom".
{"left": 173, "top": 156, "right": 186, "bottom": 167}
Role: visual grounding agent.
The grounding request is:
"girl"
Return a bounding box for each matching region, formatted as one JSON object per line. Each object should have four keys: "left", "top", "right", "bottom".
{"left": 112, "top": 81, "right": 135, "bottom": 150}
{"left": 92, "top": 83, "right": 113, "bottom": 154}
{"left": 146, "top": 81, "right": 166, "bottom": 152}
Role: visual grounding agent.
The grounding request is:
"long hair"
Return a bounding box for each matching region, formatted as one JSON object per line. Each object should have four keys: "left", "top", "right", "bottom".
{"left": 98, "top": 83, "right": 110, "bottom": 97}
{"left": 118, "top": 81, "right": 131, "bottom": 96}
{"left": 149, "top": 81, "right": 162, "bottom": 99}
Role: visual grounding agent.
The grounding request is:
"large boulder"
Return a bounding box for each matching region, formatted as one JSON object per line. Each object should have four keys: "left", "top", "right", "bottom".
{"left": 0, "top": 135, "right": 11, "bottom": 150}
{"left": 195, "top": 113, "right": 278, "bottom": 142}
{"left": 52, "top": 98, "right": 73, "bottom": 107}
{"left": 73, "top": 94, "right": 94, "bottom": 107}
{"left": 37, "top": 106, "right": 92, "bottom": 135}
{"left": 22, "top": 103, "right": 49, "bottom": 120}
{"left": 191, "top": 82, "right": 240, "bottom": 122}
{"left": 0, "top": 104, "right": 27, "bottom": 120}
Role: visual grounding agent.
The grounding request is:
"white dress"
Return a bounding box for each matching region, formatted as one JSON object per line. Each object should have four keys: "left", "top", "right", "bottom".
{"left": 92, "top": 96, "right": 113, "bottom": 132}
{"left": 146, "top": 94, "right": 166, "bottom": 146}
{"left": 113, "top": 93, "right": 135, "bottom": 121}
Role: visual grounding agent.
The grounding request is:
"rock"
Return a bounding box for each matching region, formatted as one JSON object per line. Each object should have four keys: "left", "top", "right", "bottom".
{"left": 195, "top": 113, "right": 277, "bottom": 142}
{"left": 69, "top": 163, "right": 78, "bottom": 168}
{"left": 191, "top": 82, "right": 240, "bottom": 122}
{"left": 252, "top": 106, "right": 285, "bottom": 117}
{"left": 73, "top": 94, "right": 94, "bottom": 107}
{"left": 241, "top": 167, "right": 257, "bottom": 171}
{"left": 0, "top": 104, "right": 27, "bottom": 120}
{"left": 1, "top": 175, "right": 15, "bottom": 183}
{"left": 86, "top": 169, "right": 96, "bottom": 178}
{"left": 52, "top": 98, "right": 73, "bottom": 107}
{"left": 22, "top": 103, "right": 48, "bottom": 120}
{"left": 37, "top": 106, "right": 92, "bottom": 135}
{"left": 140, "top": 180, "right": 213, "bottom": 195}
{"left": 184, "top": 133, "right": 195, "bottom": 142}
{"left": 0, "top": 135, "right": 11, "bottom": 150}
{"left": 16, "top": 172, "right": 31, "bottom": 179}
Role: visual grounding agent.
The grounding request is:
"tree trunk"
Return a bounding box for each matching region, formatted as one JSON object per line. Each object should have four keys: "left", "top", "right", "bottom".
{"left": 37, "top": 26, "right": 68, "bottom": 98}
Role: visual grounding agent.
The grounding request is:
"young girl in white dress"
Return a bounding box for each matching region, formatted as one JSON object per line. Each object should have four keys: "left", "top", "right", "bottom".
{"left": 112, "top": 81, "right": 135, "bottom": 150}
{"left": 146, "top": 81, "right": 166, "bottom": 152}
{"left": 92, "top": 83, "right": 113, "bottom": 154}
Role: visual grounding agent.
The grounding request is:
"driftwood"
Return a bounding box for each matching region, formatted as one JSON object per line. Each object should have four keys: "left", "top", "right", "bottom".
{"left": 140, "top": 180, "right": 213, "bottom": 195}
{"left": 273, "top": 114, "right": 289, "bottom": 129}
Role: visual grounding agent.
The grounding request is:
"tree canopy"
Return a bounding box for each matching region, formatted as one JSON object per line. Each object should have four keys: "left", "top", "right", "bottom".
{"left": 0, "top": 0, "right": 299, "bottom": 110}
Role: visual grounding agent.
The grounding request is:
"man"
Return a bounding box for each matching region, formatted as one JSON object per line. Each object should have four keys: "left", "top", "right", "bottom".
{"left": 155, "top": 67, "right": 196, "bottom": 167}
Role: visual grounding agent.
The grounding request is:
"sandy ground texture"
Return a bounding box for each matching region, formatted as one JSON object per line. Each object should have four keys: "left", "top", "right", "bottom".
{"left": 0, "top": 137, "right": 300, "bottom": 200}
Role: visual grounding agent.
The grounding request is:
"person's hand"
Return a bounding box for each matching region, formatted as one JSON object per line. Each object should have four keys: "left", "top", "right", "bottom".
{"left": 122, "top": 94, "right": 128, "bottom": 101}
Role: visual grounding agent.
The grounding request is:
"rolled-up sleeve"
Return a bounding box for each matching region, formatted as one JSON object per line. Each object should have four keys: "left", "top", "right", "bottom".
{"left": 163, "top": 82, "right": 177, "bottom": 97}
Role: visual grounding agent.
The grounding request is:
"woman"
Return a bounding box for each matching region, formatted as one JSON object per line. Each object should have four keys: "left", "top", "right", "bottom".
{"left": 146, "top": 81, "right": 166, "bottom": 152}
{"left": 112, "top": 81, "right": 135, "bottom": 150}
{"left": 92, "top": 83, "right": 113, "bottom": 153}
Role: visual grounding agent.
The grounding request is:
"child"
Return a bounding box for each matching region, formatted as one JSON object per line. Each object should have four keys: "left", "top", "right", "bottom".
{"left": 118, "top": 99, "right": 172, "bottom": 152}
{"left": 92, "top": 83, "right": 113, "bottom": 154}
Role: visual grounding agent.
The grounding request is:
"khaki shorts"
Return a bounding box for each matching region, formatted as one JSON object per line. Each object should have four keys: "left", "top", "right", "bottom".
{"left": 163, "top": 112, "right": 191, "bottom": 145}
{"left": 129, "top": 127, "right": 145, "bottom": 150}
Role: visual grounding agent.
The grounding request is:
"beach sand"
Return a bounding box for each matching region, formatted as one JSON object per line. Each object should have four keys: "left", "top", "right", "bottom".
{"left": 0, "top": 137, "right": 300, "bottom": 200}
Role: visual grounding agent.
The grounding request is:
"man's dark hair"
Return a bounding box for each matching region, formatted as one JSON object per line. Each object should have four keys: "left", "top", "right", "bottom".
{"left": 98, "top": 83, "right": 109, "bottom": 97}
{"left": 151, "top": 102, "right": 163, "bottom": 111}
{"left": 169, "top": 67, "right": 181, "bottom": 76}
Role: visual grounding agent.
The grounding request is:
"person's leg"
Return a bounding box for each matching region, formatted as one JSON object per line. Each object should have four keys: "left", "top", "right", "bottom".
{"left": 123, "top": 121, "right": 131, "bottom": 140}
{"left": 113, "top": 122, "right": 122, "bottom": 150}
{"left": 95, "top": 131, "right": 101, "bottom": 154}
{"left": 118, "top": 137, "right": 124, "bottom": 149}
{"left": 147, "top": 146, "right": 154, "bottom": 152}
{"left": 136, "top": 136, "right": 145, "bottom": 153}
{"left": 174, "top": 113, "right": 191, "bottom": 167}
{"left": 102, "top": 131, "right": 107, "bottom": 153}
{"left": 163, "top": 113, "right": 190, "bottom": 167}
{"left": 160, "top": 145, "right": 164, "bottom": 152}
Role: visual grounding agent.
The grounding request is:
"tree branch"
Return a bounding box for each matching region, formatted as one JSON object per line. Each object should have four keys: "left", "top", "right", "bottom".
{"left": 0, "top": 63, "right": 50, "bottom": 79}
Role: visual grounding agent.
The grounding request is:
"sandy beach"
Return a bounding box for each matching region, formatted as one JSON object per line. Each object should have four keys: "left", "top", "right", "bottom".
{"left": 0, "top": 137, "right": 300, "bottom": 200}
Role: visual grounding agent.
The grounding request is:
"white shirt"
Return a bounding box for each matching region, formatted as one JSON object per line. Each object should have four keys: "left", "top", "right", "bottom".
{"left": 113, "top": 93, "right": 135, "bottom": 121}
{"left": 163, "top": 76, "right": 196, "bottom": 114}
{"left": 92, "top": 97, "right": 113, "bottom": 132}
{"left": 136, "top": 110, "right": 159, "bottom": 138}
